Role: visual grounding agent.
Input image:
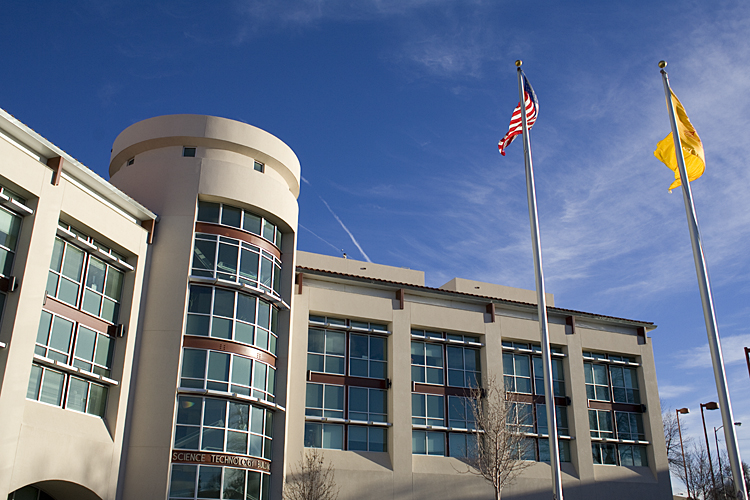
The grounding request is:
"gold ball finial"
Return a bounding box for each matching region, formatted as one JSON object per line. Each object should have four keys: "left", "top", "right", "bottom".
{"left": 658, "top": 60, "right": 667, "bottom": 68}
{"left": 515, "top": 60, "right": 522, "bottom": 67}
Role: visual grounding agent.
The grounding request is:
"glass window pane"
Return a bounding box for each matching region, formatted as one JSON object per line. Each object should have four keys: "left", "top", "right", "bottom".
{"left": 324, "top": 385, "right": 344, "bottom": 411}
{"left": 243, "top": 213, "right": 262, "bottom": 235}
{"left": 304, "top": 422, "right": 322, "bottom": 448}
{"left": 86, "top": 257, "right": 106, "bottom": 292}
{"left": 411, "top": 342, "right": 425, "bottom": 365}
{"left": 207, "top": 352, "right": 230, "bottom": 382}
{"left": 426, "top": 395, "right": 444, "bottom": 420}
{"left": 49, "top": 238, "right": 65, "bottom": 272}
{"left": 232, "top": 356, "right": 253, "bottom": 387}
{"left": 94, "top": 333, "right": 113, "bottom": 370}
{"left": 350, "top": 334, "right": 368, "bottom": 359}
{"left": 67, "top": 377, "right": 89, "bottom": 412}
{"left": 465, "top": 349, "right": 479, "bottom": 372}
{"left": 217, "top": 244, "right": 239, "bottom": 278}
{"left": 593, "top": 365, "right": 608, "bottom": 385}
{"left": 27, "top": 364, "right": 42, "bottom": 399}
{"left": 425, "top": 344, "right": 443, "bottom": 367}
{"left": 446, "top": 347, "right": 463, "bottom": 369}
{"left": 81, "top": 290, "right": 102, "bottom": 316}
{"left": 58, "top": 278, "right": 79, "bottom": 305}
{"left": 177, "top": 396, "right": 203, "bottom": 425}
{"left": 325, "top": 331, "right": 345, "bottom": 355}
{"left": 426, "top": 367, "right": 443, "bottom": 385}
{"left": 40, "top": 369, "right": 65, "bottom": 406}
{"left": 236, "top": 293, "right": 256, "bottom": 324}
{"left": 169, "top": 465, "right": 197, "bottom": 498}
{"left": 247, "top": 472, "right": 261, "bottom": 500}
{"left": 260, "top": 257, "right": 273, "bottom": 288}
{"left": 262, "top": 220, "right": 275, "bottom": 242}
{"left": 62, "top": 245, "right": 84, "bottom": 281}
{"left": 193, "top": 239, "right": 216, "bottom": 273}
{"left": 222, "top": 206, "right": 242, "bottom": 228}
{"left": 257, "top": 301, "right": 270, "bottom": 329}
{"left": 211, "top": 317, "right": 232, "bottom": 340}
{"left": 36, "top": 310, "right": 53, "bottom": 345}
{"left": 322, "top": 424, "right": 343, "bottom": 449}
{"left": 182, "top": 349, "right": 207, "bottom": 380}
{"left": 197, "top": 202, "right": 220, "bottom": 223}
{"left": 185, "top": 314, "right": 209, "bottom": 336}
{"left": 203, "top": 399, "right": 227, "bottom": 427}
{"left": 370, "top": 337, "right": 385, "bottom": 361}
{"left": 49, "top": 316, "right": 74, "bottom": 354}
{"left": 240, "top": 249, "right": 259, "bottom": 282}
{"left": 349, "top": 387, "right": 368, "bottom": 413}
{"left": 515, "top": 355, "right": 531, "bottom": 377}
{"left": 427, "top": 432, "right": 445, "bottom": 455}
{"left": 223, "top": 467, "right": 245, "bottom": 499}
{"left": 251, "top": 405, "right": 265, "bottom": 434}
{"left": 213, "top": 289, "right": 235, "bottom": 318}
{"left": 188, "top": 286, "right": 213, "bottom": 314}
{"left": 87, "top": 384, "right": 107, "bottom": 416}
{"left": 197, "top": 466, "right": 222, "bottom": 498}
{"left": 413, "top": 431, "right": 426, "bottom": 454}
{"left": 201, "top": 428, "right": 225, "bottom": 451}
{"left": 349, "top": 425, "right": 368, "bottom": 451}
{"left": 306, "top": 383, "right": 323, "bottom": 408}
{"left": 253, "top": 362, "right": 267, "bottom": 391}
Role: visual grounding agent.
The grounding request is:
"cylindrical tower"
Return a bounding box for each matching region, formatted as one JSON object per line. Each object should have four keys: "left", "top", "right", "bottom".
{"left": 108, "top": 115, "right": 300, "bottom": 500}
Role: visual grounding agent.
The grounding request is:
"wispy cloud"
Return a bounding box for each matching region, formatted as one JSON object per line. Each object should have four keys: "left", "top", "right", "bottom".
{"left": 318, "top": 197, "right": 372, "bottom": 262}
{"left": 674, "top": 334, "right": 750, "bottom": 369}
{"left": 299, "top": 223, "right": 343, "bottom": 254}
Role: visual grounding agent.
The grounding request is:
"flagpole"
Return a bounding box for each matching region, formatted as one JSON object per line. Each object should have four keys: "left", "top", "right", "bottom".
{"left": 516, "top": 60, "right": 564, "bottom": 500}
{"left": 659, "top": 61, "right": 748, "bottom": 500}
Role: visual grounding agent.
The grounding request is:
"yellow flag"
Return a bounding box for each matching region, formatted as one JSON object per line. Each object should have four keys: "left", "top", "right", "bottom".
{"left": 654, "top": 90, "right": 705, "bottom": 192}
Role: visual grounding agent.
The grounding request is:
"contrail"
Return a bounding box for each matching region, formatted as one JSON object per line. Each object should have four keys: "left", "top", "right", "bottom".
{"left": 299, "top": 224, "right": 342, "bottom": 254}
{"left": 318, "top": 197, "right": 372, "bottom": 263}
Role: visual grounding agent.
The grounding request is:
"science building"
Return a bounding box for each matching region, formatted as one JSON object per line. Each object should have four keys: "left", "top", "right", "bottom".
{"left": 0, "top": 109, "right": 672, "bottom": 500}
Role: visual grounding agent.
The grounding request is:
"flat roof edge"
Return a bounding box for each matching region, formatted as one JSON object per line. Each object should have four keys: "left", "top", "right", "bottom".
{"left": 297, "top": 266, "right": 656, "bottom": 330}
{"left": 0, "top": 108, "right": 157, "bottom": 222}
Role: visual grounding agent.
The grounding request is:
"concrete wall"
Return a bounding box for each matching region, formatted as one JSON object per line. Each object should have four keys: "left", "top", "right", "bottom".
{"left": 109, "top": 114, "right": 300, "bottom": 500}
{"left": 289, "top": 259, "right": 673, "bottom": 500}
{"left": 0, "top": 132, "right": 151, "bottom": 500}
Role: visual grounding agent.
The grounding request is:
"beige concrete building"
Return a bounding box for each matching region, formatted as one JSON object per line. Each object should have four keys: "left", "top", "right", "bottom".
{"left": 0, "top": 109, "right": 672, "bottom": 500}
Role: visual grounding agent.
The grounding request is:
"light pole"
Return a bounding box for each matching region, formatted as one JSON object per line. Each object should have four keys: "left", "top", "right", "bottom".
{"left": 677, "top": 408, "right": 692, "bottom": 498}
{"left": 714, "top": 422, "right": 742, "bottom": 500}
{"left": 745, "top": 347, "right": 749, "bottom": 380}
{"left": 701, "top": 402, "right": 720, "bottom": 499}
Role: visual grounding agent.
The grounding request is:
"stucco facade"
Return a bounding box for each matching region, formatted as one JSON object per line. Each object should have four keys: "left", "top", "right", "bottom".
{"left": 0, "top": 109, "right": 672, "bottom": 500}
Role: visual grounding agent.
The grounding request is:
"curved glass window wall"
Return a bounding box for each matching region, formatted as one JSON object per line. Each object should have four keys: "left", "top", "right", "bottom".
{"left": 192, "top": 233, "right": 281, "bottom": 297}
{"left": 197, "top": 201, "right": 282, "bottom": 250}
{"left": 180, "top": 348, "right": 276, "bottom": 403}
{"left": 174, "top": 395, "right": 273, "bottom": 459}
{"left": 169, "top": 464, "right": 270, "bottom": 500}
{"left": 186, "top": 285, "right": 278, "bottom": 356}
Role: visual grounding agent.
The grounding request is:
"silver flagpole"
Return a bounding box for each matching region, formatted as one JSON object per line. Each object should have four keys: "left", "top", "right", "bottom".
{"left": 515, "top": 60, "right": 564, "bottom": 500}
{"left": 658, "top": 61, "right": 748, "bottom": 500}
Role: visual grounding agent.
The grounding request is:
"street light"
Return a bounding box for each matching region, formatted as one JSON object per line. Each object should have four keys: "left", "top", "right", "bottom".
{"left": 714, "top": 422, "right": 742, "bottom": 499}
{"left": 677, "top": 408, "right": 692, "bottom": 498}
{"left": 701, "top": 402, "right": 720, "bottom": 499}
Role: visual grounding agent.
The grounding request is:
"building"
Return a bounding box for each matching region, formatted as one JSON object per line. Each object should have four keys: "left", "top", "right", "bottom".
{"left": 0, "top": 109, "right": 673, "bottom": 500}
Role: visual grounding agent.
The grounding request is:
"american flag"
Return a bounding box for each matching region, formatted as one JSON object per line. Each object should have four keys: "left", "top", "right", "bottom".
{"left": 498, "top": 72, "right": 539, "bottom": 156}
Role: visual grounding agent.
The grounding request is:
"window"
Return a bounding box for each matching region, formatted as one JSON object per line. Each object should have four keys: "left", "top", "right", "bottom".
{"left": 197, "top": 201, "right": 282, "bottom": 249}
{"left": 29, "top": 310, "right": 115, "bottom": 417}
{"left": 585, "top": 352, "right": 648, "bottom": 466}
{"left": 305, "top": 316, "right": 390, "bottom": 452}
{"left": 0, "top": 204, "right": 21, "bottom": 277}
{"left": 411, "top": 330, "right": 481, "bottom": 387}
{"left": 253, "top": 161, "right": 264, "bottom": 173}
{"left": 412, "top": 430, "right": 446, "bottom": 456}
{"left": 183, "top": 147, "right": 196, "bottom": 157}
{"left": 191, "top": 233, "right": 282, "bottom": 297}
{"left": 349, "top": 334, "right": 386, "bottom": 379}
{"left": 127, "top": 158, "right": 135, "bottom": 166}
{"left": 589, "top": 409, "right": 648, "bottom": 466}
{"left": 47, "top": 225, "right": 128, "bottom": 323}
{"left": 173, "top": 395, "right": 273, "bottom": 460}
{"left": 306, "top": 316, "right": 388, "bottom": 379}
{"left": 169, "top": 464, "right": 270, "bottom": 500}
{"left": 180, "top": 348, "right": 276, "bottom": 403}
{"left": 185, "top": 285, "right": 279, "bottom": 355}
{"left": 501, "top": 341, "right": 570, "bottom": 462}
{"left": 304, "top": 382, "right": 388, "bottom": 452}
{"left": 27, "top": 364, "right": 108, "bottom": 417}
{"left": 583, "top": 352, "right": 640, "bottom": 404}
{"left": 307, "top": 328, "right": 345, "bottom": 375}
{"left": 411, "top": 393, "right": 481, "bottom": 458}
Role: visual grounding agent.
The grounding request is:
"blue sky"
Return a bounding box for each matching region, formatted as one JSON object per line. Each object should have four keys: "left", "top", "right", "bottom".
{"left": 3, "top": 0, "right": 750, "bottom": 492}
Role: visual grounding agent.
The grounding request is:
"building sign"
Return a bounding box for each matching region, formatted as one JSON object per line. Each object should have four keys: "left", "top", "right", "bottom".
{"left": 172, "top": 451, "right": 271, "bottom": 472}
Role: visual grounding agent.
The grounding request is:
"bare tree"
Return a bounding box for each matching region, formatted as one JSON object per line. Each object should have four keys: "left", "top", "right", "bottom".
{"left": 662, "top": 404, "right": 683, "bottom": 469}
{"left": 283, "top": 448, "right": 339, "bottom": 500}
{"left": 463, "top": 375, "right": 534, "bottom": 500}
